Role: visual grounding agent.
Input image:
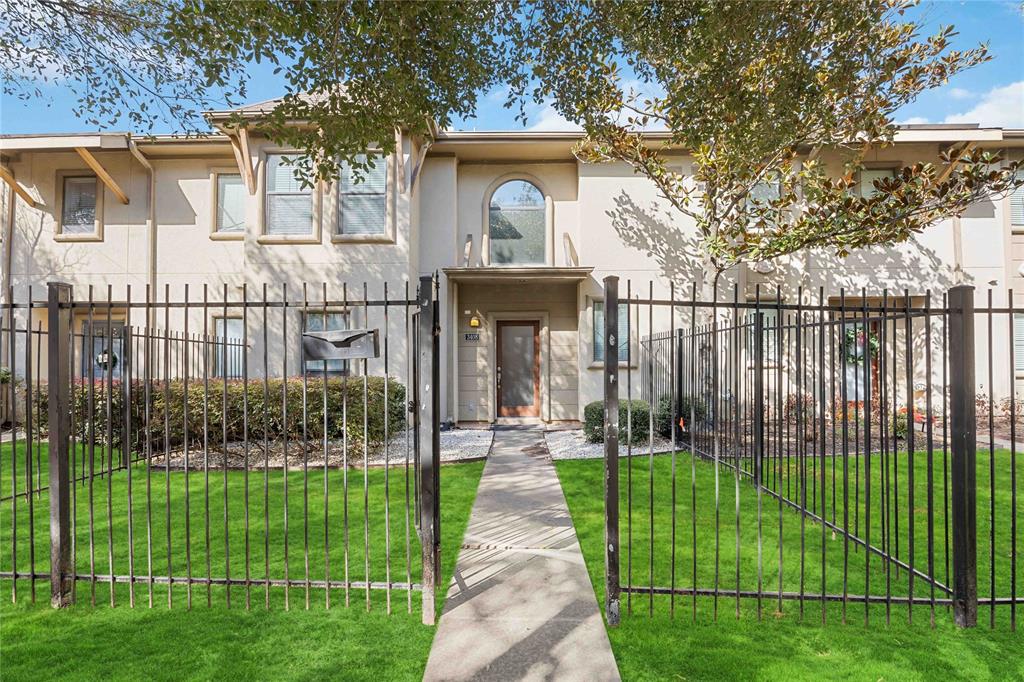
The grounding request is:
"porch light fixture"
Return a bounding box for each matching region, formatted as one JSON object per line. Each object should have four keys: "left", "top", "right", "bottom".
{"left": 469, "top": 315, "right": 481, "bottom": 328}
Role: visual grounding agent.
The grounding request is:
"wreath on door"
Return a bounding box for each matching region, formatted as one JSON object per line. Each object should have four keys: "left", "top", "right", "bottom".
{"left": 843, "top": 327, "right": 879, "bottom": 365}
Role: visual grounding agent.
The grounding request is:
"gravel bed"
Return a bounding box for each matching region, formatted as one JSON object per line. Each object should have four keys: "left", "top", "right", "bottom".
{"left": 545, "top": 429, "right": 675, "bottom": 460}
{"left": 149, "top": 428, "right": 493, "bottom": 470}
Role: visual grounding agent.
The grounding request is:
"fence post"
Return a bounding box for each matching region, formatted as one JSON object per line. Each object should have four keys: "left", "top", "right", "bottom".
{"left": 47, "top": 282, "right": 74, "bottom": 607}
{"left": 417, "top": 275, "right": 439, "bottom": 625}
{"left": 603, "top": 275, "right": 621, "bottom": 626}
{"left": 753, "top": 311, "right": 765, "bottom": 486}
{"left": 948, "top": 284, "right": 977, "bottom": 628}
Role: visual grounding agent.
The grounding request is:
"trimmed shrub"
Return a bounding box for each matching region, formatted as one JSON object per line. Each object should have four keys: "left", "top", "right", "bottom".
{"left": 654, "top": 394, "right": 707, "bottom": 438}
{"left": 34, "top": 375, "right": 406, "bottom": 450}
{"left": 583, "top": 399, "right": 650, "bottom": 444}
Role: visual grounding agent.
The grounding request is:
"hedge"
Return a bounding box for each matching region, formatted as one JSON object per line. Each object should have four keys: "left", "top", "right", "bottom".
{"left": 583, "top": 399, "right": 650, "bottom": 444}
{"left": 34, "top": 376, "right": 406, "bottom": 450}
{"left": 654, "top": 394, "right": 707, "bottom": 438}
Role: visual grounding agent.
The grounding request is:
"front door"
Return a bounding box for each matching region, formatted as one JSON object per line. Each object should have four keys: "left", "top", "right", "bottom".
{"left": 496, "top": 321, "right": 540, "bottom": 418}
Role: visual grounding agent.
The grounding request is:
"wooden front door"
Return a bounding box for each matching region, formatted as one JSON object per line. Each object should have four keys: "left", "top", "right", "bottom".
{"left": 496, "top": 321, "right": 541, "bottom": 417}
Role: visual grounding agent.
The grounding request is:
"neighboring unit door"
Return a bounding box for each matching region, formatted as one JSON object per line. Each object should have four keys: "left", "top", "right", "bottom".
{"left": 496, "top": 321, "right": 541, "bottom": 418}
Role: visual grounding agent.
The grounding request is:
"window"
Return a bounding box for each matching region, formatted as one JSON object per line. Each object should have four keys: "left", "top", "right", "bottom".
{"left": 860, "top": 168, "right": 896, "bottom": 198}
{"left": 79, "top": 320, "right": 125, "bottom": 380}
{"left": 337, "top": 154, "right": 387, "bottom": 236}
{"left": 213, "top": 317, "right": 244, "bottom": 379}
{"left": 215, "top": 173, "right": 245, "bottom": 234}
{"left": 61, "top": 175, "right": 99, "bottom": 235}
{"left": 488, "top": 180, "right": 546, "bottom": 265}
{"left": 745, "top": 177, "right": 781, "bottom": 228}
{"left": 303, "top": 311, "right": 349, "bottom": 375}
{"left": 1014, "top": 313, "right": 1024, "bottom": 371}
{"left": 593, "top": 302, "right": 630, "bottom": 363}
{"left": 1012, "top": 171, "right": 1024, "bottom": 228}
{"left": 265, "top": 154, "right": 314, "bottom": 236}
{"left": 748, "top": 306, "right": 779, "bottom": 364}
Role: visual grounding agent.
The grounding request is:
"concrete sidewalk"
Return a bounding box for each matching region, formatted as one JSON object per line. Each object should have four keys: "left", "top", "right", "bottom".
{"left": 423, "top": 428, "right": 620, "bottom": 682}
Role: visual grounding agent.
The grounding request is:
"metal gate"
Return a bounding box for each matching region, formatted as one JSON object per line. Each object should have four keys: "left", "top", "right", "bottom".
{"left": 1, "top": 275, "right": 442, "bottom": 624}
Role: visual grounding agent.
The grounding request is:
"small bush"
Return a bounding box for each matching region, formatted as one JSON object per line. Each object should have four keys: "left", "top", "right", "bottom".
{"left": 654, "top": 394, "right": 707, "bottom": 437}
{"left": 34, "top": 375, "right": 406, "bottom": 450}
{"left": 583, "top": 399, "right": 650, "bottom": 445}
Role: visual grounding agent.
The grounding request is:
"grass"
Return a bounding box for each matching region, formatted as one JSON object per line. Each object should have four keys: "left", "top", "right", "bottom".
{"left": 556, "top": 448, "right": 1023, "bottom": 681}
{"left": 0, "top": 441, "right": 485, "bottom": 681}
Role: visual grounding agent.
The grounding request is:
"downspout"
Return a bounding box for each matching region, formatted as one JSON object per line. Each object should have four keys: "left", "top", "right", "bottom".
{"left": 127, "top": 136, "right": 156, "bottom": 326}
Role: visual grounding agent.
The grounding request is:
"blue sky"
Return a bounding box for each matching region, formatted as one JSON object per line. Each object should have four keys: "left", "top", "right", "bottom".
{"left": 1, "top": 0, "right": 1021, "bottom": 135}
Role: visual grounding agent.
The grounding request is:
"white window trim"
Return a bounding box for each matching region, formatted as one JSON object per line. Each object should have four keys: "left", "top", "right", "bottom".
{"left": 209, "top": 167, "right": 246, "bottom": 241}
{"left": 257, "top": 150, "right": 323, "bottom": 244}
{"left": 481, "top": 172, "right": 554, "bottom": 267}
{"left": 331, "top": 152, "right": 396, "bottom": 244}
{"left": 586, "top": 296, "right": 637, "bottom": 370}
{"left": 857, "top": 164, "right": 900, "bottom": 199}
{"left": 54, "top": 170, "right": 104, "bottom": 242}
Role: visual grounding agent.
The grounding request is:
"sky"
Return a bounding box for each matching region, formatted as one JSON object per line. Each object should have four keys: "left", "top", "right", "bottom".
{"left": 1, "top": 0, "right": 1022, "bottom": 136}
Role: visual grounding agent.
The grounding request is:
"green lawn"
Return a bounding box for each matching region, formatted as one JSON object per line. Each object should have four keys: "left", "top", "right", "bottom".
{"left": 0, "top": 440, "right": 484, "bottom": 681}
{"left": 556, "top": 449, "right": 1023, "bottom": 681}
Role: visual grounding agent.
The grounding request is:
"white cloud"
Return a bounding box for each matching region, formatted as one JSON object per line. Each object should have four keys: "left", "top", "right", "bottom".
{"left": 945, "top": 81, "right": 1024, "bottom": 128}
{"left": 527, "top": 102, "right": 582, "bottom": 132}
{"left": 948, "top": 87, "right": 973, "bottom": 100}
{"left": 899, "top": 116, "right": 930, "bottom": 125}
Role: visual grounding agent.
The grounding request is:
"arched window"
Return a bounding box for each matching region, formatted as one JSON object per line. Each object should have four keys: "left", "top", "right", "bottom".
{"left": 488, "top": 180, "right": 546, "bottom": 265}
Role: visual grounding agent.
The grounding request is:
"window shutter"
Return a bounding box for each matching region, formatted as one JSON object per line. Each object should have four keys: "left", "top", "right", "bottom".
{"left": 217, "top": 174, "right": 245, "bottom": 233}
{"left": 62, "top": 177, "right": 97, "bottom": 234}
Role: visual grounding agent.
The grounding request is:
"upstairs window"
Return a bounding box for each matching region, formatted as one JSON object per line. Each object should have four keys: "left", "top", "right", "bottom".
{"left": 338, "top": 154, "right": 388, "bottom": 237}
{"left": 488, "top": 180, "right": 546, "bottom": 265}
{"left": 265, "top": 154, "right": 313, "bottom": 236}
{"left": 60, "top": 175, "right": 99, "bottom": 235}
{"left": 860, "top": 168, "right": 896, "bottom": 198}
{"left": 215, "top": 172, "right": 245, "bottom": 234}
{"left": 1012, "top": 171, "right": 1024, "bottom": 229}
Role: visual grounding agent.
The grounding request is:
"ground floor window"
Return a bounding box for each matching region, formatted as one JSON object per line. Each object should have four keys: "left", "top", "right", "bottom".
{"left": 593, "top": 302, "right": 629, "bottom": 363}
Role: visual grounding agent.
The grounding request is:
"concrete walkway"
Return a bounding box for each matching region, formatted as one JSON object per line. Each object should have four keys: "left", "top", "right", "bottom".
{"left": 423, "top": 428, "right": 620, "bottom": 682}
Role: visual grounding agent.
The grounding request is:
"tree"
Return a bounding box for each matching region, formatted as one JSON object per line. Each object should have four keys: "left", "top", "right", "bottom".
{"left": 3, "top": 0, "right": 525, "bottom": 182}
{"left": 5, "top": 0, "right": 1021, "bottom": 263}
{"left": 529, "top": 0, "right": 1024, "bottom": 293}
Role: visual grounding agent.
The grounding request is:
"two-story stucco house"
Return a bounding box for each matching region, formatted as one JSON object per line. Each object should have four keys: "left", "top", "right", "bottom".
{"left": 3, "top": 106, "right": 1024, "bottom": 424}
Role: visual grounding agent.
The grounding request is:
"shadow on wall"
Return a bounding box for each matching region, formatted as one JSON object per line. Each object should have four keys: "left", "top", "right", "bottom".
{"left": 606, "top": 188, "right": 970, "bottom": 297}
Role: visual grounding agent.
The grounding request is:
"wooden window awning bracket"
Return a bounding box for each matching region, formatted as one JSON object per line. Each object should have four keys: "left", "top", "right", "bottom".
{"left": 0, "top": 165, "right": 37, "bottom": 208}
{"left": 75, "top": 147, "right": 129, "bottom": 204}
{"left": 229, "top": 127, "right": 256, "bottom": 195}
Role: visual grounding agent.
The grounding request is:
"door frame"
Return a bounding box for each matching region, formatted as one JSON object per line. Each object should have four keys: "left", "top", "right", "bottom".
{"left": 496, "top": 319, "right": 541, "bottom": 418}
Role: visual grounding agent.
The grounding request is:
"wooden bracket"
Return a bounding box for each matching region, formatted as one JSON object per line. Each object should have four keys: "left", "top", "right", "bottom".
{"left": 937, "top": 142, "right": 977, "bottom": 184}
{"left": 229, "top": 127, "right": 256, "bottom": 195}
{"left": 0, "top": 165, "right": 37, "bottom": 208}
{"left": 75, "top": 148, "right": 129, "bottom": 204}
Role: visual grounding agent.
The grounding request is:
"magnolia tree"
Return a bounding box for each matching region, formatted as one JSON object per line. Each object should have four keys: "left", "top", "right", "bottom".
{"left": 5, "top": 0, "right": 1021, "bottom": 263}
{"left": 527, "top": 0, "right": 1024, "bottom": 294}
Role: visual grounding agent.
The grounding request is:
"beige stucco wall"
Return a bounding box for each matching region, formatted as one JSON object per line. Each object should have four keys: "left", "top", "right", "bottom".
{"left": 455, "top": 281, "right": 578, "bottom": 422}
{"left": 4, "top": 132, "right": 1024, "bottom": 415}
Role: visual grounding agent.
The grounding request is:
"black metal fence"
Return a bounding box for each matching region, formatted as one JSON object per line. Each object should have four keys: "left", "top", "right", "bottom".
{"left": 1, "top": 278, "right": 441, "bottom": 623}
{"left": 602, "top": 276, "right": 1021, "bottom": 630}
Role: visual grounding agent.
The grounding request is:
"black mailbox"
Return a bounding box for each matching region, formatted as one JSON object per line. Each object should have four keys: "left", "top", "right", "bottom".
{"left": 302, "top": 328, "right": 380, "bottom": 361}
